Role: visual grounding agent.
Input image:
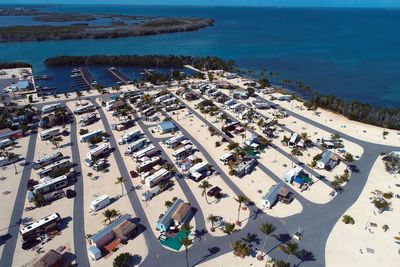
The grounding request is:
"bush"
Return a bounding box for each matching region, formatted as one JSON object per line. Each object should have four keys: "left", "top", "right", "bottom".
{"left": 79, "top": 128, "right": 89, "bottom": 135}
{"left": 383, "top": 192, "right": 393, "bottom": 199}
{"left": 342, "top": 215, "right": 355, "bottom": 224}
{"left": 215, "top": 141, "right": 221, "bottom": 147}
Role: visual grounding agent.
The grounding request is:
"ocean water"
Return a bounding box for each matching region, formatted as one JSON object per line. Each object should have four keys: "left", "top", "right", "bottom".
{"left": 0, "top": 5, "right": 399, "bottom": 107}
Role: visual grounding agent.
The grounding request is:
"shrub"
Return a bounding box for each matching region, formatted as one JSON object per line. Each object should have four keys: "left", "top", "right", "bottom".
{"left": 382, "top": 224, "right": 389, "bottom": 232}
{"left": 79, "top": 128, "right": 89, "bottom": 136}
{"left": 383, "top": 192, "right": 393, "bottom": 199}
{"left": 342, "top": 215, "right": 355, "bottom": 224}
{"left": 215, "top": 141, "right": 221, "bottom": 147}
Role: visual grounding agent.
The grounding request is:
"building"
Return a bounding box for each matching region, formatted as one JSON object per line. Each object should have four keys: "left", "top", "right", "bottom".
{"left": 88, "top": 214, "right": 136, "bottom": 260}
{"left": 156, "top": 199, "right": 192, "bottom": 232}
{"left": 317, "top": 150, "right": 339, "bottom": 170}
{"left": 157, "top": 121, "right": 177, "bottom": 134}
{"left": 11, "top": 80, "right": 32, "bottom": 92}
{"left": 260, "top": 183, "right": 283, "bottom": 209}
{"left": 33, "top": 249, "right": 63, "bottom": 267}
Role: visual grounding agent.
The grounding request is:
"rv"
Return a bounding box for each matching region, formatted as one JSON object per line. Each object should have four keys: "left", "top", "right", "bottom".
{"left": 92, "top": 158, "right": 108, "bottom": 172}
{"left": 39, "top": 127, "right": 61, "bottom": 141}
{"left": 136, "top": 156, "right": 162, "bottom": 173}
{"left": 288, "top": 133, "right": 300, "bottom": 148}
{"left": 172, "top": 144, "right": 194, "bottom": 160}
{"left": 118, "top": 130, "right": 142, "bottom": 145}
{"left": 219, "top": 152, "right": 234, "bottom": 165}
{"left": 164, "top": 134, "right": 186, "bottom": 148}
{"left": 74, "top": 103, "right": 95, "bottom": 115}
{"left": 28, "top": 175, "right": 69, "bottom": 201}
{"left": 90, "top": 195, "right": 110, "bottom": 212}
{"left": 260, "top": 183, "right": 283, "bottom": 209}
{"left": 126, "top": 138, "right": 148, "bottom": 154}
{"left": 32, "top": 152, "right": 63, "bottom": 170}
{"left": 161, "top": 97, "right": 176, "bottom": 106}
{"left": 222, "top": 121, "right": 239, "bottom": 132}
{"left": 155, "top": 94, "right": 171, "bottom": 103}
{"left": 0, "top": 138, "right": 13, "bottom": 149}
{"left": 141, "top": 107, "right": 155, "bottom": 117}
{"left": 42, "top": 103, "right": 62, "bottom": 114}
{"left": 145, "top": 168, "right": 170, "bottom": 188}
{"left": 20, "top": 213, "right": 61, "bottom": 241}
{"left": 87, "top": 143, "right": 111, "bottom": 161}
{"left": 0, "top": 156, "right": 14, "bottom": 167}
{"left": 132, "top": 144, "right": 157, "bottom": 162}
{"left": 255, "top": 102, "right": 269, "bottom": 109}
{"left": 80, "top": 113, "right": 97, "bottom": 126}
{"left": 189, "top": 161, "right": 210, "bottom": 181}
{"left": 278, "top": 95, "right": 292, "bottom": 101}
{"left": 36, "top": 159, "right": 71, "bottom": 178}
{"left": 80, "top": 129, "right": 103, "bottom": 143}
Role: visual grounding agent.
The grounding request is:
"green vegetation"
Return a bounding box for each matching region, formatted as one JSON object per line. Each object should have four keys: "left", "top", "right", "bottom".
{"left": 44, "top": 55, "right": 235, "bottom": 71}
{"left": 0, "top": 62, "right": 32, "bottom": 69}
{"left": 113, "top": 252, "right": 132, "bottom": 267}
{"left": 234, "top": 194, "right": 249, "bottom": 225}
{"left": 231, "top": 240, "right": 250, "bottom": 258}
{"left": 198, "top": 180, "right": 212, "bottom": 204}
{"left": 342, "top": 215, "right": 355, "bottom": 224}
{"left": 102, "top": 208, "right": 121, "bottom": 225}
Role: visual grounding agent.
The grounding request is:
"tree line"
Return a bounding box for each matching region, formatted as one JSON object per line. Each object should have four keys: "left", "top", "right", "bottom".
{"left": 44, "top": 55, "right": 236, "bottom": 71}
{"left": 0, "top": 62, "right": 32, "bottom": 69}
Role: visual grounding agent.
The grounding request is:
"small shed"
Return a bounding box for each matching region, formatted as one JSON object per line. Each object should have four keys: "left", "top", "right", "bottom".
{"left": 88, "top": 245, "right": 102, "bottom": 261}
{"left": 158, "top": 121, "right": 177, "bottom": 134}
{"left": 172, "top": 203, "right": 192, "bottom": 224}
{"left": 113, "top": 220, "right": 137, "bottom": 241}
{"left": 33, "top": 249, "right": 63, "bottom": 267}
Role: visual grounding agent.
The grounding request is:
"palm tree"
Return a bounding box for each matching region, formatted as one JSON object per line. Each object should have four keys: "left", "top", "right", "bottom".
{"left": 300, "top": 132, "right": 311, "bottom": 147}
{"left": 115, "top": 177, "right": 126, "bottom": 196}
{"left": 331, "top": 132, "right": 341, "bottom": 141}
{"left": 102, "top": 209, "right": 114, "bottom": 225}
{"left": 279, "top": 241, "right": 299, "bottom": 264}
{"left": 257, "top": 118, "right": 265, "bottom": 129}
{"left": 223, "top": 222, "right": 236, "bottom": 243}
{"left": 179, "top": 237, "right": 193, "bottom": 267}
{"left": 5, "top": 151, "right": 19, "bottom": 174}
{"left": 267, "top": 259, "right": 290, "bottom": 267}
{"left": 181, "top": 223, "right": 193, "bottom": 237}
{"left": 76, "top": 91, "right": 83, "bottom": 103}
{"left": 259, "top": 223, "right": 276, "bottom": 259}
{"left": 207, "top": 214, "right": 218, "bottom": 231}
{"left": 88, "top": 172, "right": 93, "bottom": 180}
{"left": 164, "top": 200, "right": 173, "bottom": 208}
{"left": 33, "top": 191, "right": 46, "bottom": 208}
{"left": 198, "top": 180, "right": 212, "bottom": 204}
{"left": 50, "top": 136, "right": 63, "bottom": 148}
{"left": 234, "top": 194, "right": 249, "bottom": 225}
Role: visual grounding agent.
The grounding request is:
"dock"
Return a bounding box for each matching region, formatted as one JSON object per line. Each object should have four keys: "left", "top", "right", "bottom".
{"left": 71, "top": 67, "right": 98, "bottom": 90}
{"left": 107, "top": 67, "right": 133, "bottom": 85}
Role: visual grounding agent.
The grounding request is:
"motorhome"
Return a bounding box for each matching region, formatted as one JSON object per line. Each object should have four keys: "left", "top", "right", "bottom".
{"left": 74, "top": 103, "right": 95, "bottom": 115}
{"left": 222, "top": 121, "right": 239, "bottom": 132}
{"left": 172, "top": 144, "right": 194, "bottom": 160}
{"left": 92, "top": 158, "right": 108, "bottom": 172}
{"left": 126, "top": 138, "right": 148, "bottom": 154}
{"left": 80, "top": 113, "right": 97, "bottom": 126}
{"left": 42, "top": 103, "right": 62, "bottom": 114}
{"left": 189, "top": 161, "right": 209, "bottom": 181}
{"left": 32, "top": 152, "right": 63, "bottom": 170}
{"left": 141, "top": 107, "right": 155, "bottom": 117}
{"left": 164, "top": 134, "right": 186, "bottom": 148}
{"left": 161, "top": 97, "right": 176, "bottom": 106}
{"left": 288, "top": 133, "right": 300, "bottom": 148}
{"left": 145, "top": 168, "right": 170, "bottom": 188}
{"left": 39, "top": 127, "right": 61, "bottom": 141}
{"left": 90, "top": 195, "right": 110, "bottom": 212}
{"left": 0, "top": 138, "right": 13, "bottom": 149}
{"left": 80, "top": 129, "right": 103, "bottom": 143}
{"left": 136, "top": 156, "right": 162, "bottom": 173}
{"left": 255, "top": 102, "right": 270, "bottom": 109}
{"left": 87, "top": 143, "right": 111, "bottom": 161}
{"left": 118, "top": 130, "right": 142, "bottom": 145}
{"left": 20, "top": 213, "right": 61, "bottom": 241}
{"left": 219, "top": 152, "right": 234, "bottom": 165}
{"left": 155, "top": 94, "right": 171, "bottom": 103}
{"left": 28, "top": 175, "right": 69, "bottom": 201}
{"left": 0, "top": 156, "right": 14, "bottom": 167}
{"left": 132, "top": 144, "right": 157, "bottom": 162}
{"left": 36, "top": 159, "right": 71, "bottom": 178}
{"left": 278, "top": 95, "right": 292, "bottom": 101}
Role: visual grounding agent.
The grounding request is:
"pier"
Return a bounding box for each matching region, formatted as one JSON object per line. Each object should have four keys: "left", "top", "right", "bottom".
{"left": 71, "top": 67, "right": 98, "bottom": 90}
{"left": 107, "top": 67, "right": 133, "bottom": 85}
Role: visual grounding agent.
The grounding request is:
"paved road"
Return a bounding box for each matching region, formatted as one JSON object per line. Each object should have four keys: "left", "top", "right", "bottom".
{"left": 0, "top": 122, "right": 39, "bottom": 267}
{"left": 64, "top": 105, "right": 91, "bottom": 267}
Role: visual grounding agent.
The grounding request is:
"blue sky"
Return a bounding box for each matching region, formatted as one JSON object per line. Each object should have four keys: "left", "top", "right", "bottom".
{"left": 0, "top": 0, "right": 399, "bottom": 8}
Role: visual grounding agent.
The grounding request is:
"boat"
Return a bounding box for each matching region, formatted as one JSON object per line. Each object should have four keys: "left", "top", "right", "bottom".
{"left": 34, "top": 74, "right": 53, "bottom": 80}
{"left": 71, "top": 73, "right": 82, "bottom": 78}
{"left": 110, "top": 66, "right": 118, "bottom": 70}
{"left": 71, "top": 68, "right": 80, "bottom": 73}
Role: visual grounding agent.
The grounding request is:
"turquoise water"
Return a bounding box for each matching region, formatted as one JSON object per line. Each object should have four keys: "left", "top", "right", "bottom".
{"left": 0, "top": 5, "right": 399, "bottom": 107}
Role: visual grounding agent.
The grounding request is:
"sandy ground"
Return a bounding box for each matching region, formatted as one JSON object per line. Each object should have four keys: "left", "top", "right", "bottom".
{"left": 66, "top": 100, "right": 149, "bottom": 265}
{"left": 326, "top": 157, "right": 400, "bottom": 267}
{"left": 12, "top": 123, "right": 75, "bottom": 267}
{"left": 199, "top": 251, "right": 265, "bottom": 267}
{"left": 97, "top": 100, "right": 196, "bottom": 253}
{"left": 0, "top": 134, "right": 30, "bottom": 258}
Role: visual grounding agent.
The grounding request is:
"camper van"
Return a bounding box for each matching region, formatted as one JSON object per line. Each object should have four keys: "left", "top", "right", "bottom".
{"left": 32, "top": 152, "right": 63, "bottom": 170}
{"left": 39, "top": 127, "right": 61, "bottom": 141}
{"left": 80, "top": 113, "right": 97, "bottom": 126}
{"left": 164, "top": 134, "right": 186, "bottom": 148}
{"left": 28, "top": 175, "right": 69, "bottom": 201}
{"left": 36, "top": 159, "right": 70, "bottom": 178}
{"left": 74, "top": 103, "right": 95, "bottom": 115}
{"left": 90, "top": 195, "right": 110, "bottom": 212}
{"left": 219, "top": 152, "right": 234, "bottom": 165}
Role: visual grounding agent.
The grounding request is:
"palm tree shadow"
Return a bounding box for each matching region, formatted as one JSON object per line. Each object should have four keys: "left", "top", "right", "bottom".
{"left": 295, "top": 249, "right": 316, "bottom": 266}
{"left": 266, "top": 233, "right": 292, "bottom": 254}
{"left": 192, "top": 246, "right": 221, "bottom": 266}
{"left": 240, "top": 207, "right": 264, "bottom": 223}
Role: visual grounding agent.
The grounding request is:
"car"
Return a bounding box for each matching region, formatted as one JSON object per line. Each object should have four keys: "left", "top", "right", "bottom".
{"left": 130, "top": 170, "right": 138, "bottom": 178}
{"left": 207, "top": 186, "right": 222, "bottom": 197}
{"left": 88, "top": 144, "right": 98, "bottom": 149}
{"left": 102, "top": 136, "right": 109, "bottom": 142}
{"left": 84, "top": 158, "right": 94, "bottom": 167}
{"left": 66, "top": 189, "right": 76, "bottom": 199}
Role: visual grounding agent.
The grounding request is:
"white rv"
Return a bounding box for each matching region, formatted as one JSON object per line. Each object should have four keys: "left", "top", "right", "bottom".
{"left": 132, "top": 144, "right": 157, "bottom": 162}
{"left": 90, "top": 195, "right": 110, "bottom": 212}
{"left": 126, "top": 138, "right": 148, "bottom": 154}
{"left": 87, "top": 143, "right": 111, "bottom": 161}
{"left": 39, "top": 127, "right": 61, "bottom": 141}
{"left": 145, "top": 168, "right": 170, "bottom": 188}
{"left": 118, "top": 130, "right": 142, "bottom": 145}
